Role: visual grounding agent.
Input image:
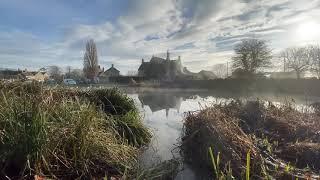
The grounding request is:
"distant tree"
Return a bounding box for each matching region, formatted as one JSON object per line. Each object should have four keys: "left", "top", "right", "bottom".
{"left": 309, "top": 45, "right": 320, "bottom": 78}
{"left": 281, "top": 47, "right": 311, "bottom": 79}
{"left": 212, "top": 63, "right": 228, "bottom": 78}
{"left": 48, "top": 65, "right": 62, "bottom": 82}
{"left": 232, "top": 39, "right": 272, "bottom": 75}
{"left": 83, "top": 39, "right": 99, "bottom": 82}
{"left": 69, "top": 69, "right": 84, "bottom": 81}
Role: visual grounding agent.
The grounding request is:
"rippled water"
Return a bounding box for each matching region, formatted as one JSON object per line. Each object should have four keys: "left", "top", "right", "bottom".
{"left": 124, "top": 88, "right": 320, "bottom": 179}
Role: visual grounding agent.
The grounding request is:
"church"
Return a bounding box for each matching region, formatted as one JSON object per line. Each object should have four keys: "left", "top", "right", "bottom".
{"left": 138, "top": 50, "right": 183, "bottom": 80}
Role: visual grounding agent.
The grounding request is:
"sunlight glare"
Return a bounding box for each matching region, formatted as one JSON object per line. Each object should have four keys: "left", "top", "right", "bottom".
{"left": 296, "top": 21, "right": 320, "bottom": 42}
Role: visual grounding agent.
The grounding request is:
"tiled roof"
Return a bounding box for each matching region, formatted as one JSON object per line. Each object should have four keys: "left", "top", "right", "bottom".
{"left": 106, "top": 66, "right": 120, "bottom": 72}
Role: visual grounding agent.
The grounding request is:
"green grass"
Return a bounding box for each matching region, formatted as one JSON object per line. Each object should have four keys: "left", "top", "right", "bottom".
{"left": 0, "top": 81, "right": 151, "bottom": 179}
{"left": 246, "top": 151, "right": 250, "bottom": 180}
{"left": 49, "top": 87, "right": 152, "bottom": 147}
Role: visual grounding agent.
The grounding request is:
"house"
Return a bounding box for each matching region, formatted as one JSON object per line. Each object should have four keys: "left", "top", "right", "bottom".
{"left": 33, "top": 71, "right": 49, "bottom": 82}
{"left": 21, "top": 68, "right": 49, "bottom": 82}
{"left": 102, "top": 64, "right": 120, "bottom": 77}
{"left": 21, "top": 70, "right": 37, "bottom": 80}
{"left": 0, "top": 69, "right": 24, "bottom": 81}
{"left": 138, "top": 51, "right": 219, "bottom": 81}
{"left": 270, "top": 71, "right": 302, "bottom": 79}
{"left": 138, "top": 50, "right": 183, "bottom": 80}
{"left": 98, "top": 64, "right": 120, "bottom": 83}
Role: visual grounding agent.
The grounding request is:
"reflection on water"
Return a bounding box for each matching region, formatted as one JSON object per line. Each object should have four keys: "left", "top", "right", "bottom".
{"left": 126, "top": 88, "right": 320, "bottom": 180}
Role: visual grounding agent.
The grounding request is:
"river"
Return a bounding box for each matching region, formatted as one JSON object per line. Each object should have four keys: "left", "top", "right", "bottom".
{"left": 123, "top": 87, "right": 320, "bottom": 180}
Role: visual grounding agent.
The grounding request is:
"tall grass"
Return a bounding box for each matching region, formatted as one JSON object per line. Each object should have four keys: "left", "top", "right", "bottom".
{"left": 0, "top": 82, "right": 150, "bottom": 179}
{"left": 0, "top": 88, "right": 47, "bottom": 178}
{"left": 49, "top": 87, "right": 152, "bottom": 147}
{"left": 246, "top": 151, "right": 250, "bottom": 180}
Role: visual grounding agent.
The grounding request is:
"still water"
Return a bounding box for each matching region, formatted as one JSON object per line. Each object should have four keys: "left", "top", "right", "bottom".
{"left": 123, "top": 87, "right": 320, "bottom": 179}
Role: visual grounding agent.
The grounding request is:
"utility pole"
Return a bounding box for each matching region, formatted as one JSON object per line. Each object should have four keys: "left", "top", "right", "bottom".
{"left": 283, "top": 57, "right": 286, "bottom": 72}
{"left": 226, "top": 61, "right": 229, "bottom": 78}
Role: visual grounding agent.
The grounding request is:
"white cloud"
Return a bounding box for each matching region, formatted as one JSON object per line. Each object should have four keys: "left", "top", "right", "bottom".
{"left": 1, "top": 0, "right": 320, "bottom": 73}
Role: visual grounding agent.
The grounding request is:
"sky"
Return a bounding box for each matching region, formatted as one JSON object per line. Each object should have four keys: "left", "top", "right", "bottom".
{"left": 0, "top": 0, "right": 320, "bottom": 74}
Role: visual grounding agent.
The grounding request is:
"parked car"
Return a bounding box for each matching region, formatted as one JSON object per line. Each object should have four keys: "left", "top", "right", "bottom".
{"left": 63, "top": 79, "right": 77, "bottom": 85}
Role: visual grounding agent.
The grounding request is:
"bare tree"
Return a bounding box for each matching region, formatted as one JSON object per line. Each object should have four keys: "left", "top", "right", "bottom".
{"left": 83, "top": 39, "right": 99, "bottom": 81}
{"left": 232, "top": 39, "right": 272, "bottom": 74}
{"left": 281, "top": 47, "right": 311, "bottom": 79}
{"left": 309, "top": 45, "right": 320, "bottom": 78}
{"left": 48, "top": 65, "right": 62, "bottom": 82}
{"left": 212, "top": 63, "right": 228, "bottom": 78}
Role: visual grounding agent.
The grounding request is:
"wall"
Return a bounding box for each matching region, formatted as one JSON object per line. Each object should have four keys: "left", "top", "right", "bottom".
{"left": 109, "top": 76, "right": 145, "bottom": 84}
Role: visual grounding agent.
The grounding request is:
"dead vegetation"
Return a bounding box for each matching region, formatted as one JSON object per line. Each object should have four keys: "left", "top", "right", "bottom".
{"left": 181, "top": 100, "right": 320, "bottom": 179}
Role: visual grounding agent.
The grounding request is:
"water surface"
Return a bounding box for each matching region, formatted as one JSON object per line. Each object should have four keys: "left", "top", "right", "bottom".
{"left": 125, "top": 87, "right": 320, "bottom": 179}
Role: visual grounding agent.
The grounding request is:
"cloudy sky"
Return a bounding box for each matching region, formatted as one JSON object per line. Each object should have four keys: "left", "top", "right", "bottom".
{"left": 1, "top": 0, "right": 320, "bottom": 73}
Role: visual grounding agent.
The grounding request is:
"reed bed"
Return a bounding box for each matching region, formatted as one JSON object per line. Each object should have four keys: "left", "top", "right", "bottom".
{"left": 181, "top": 100, "right": 320, "bottom": 179}
{"left": 0, "top": 81, "right": 151, "bottom": 179}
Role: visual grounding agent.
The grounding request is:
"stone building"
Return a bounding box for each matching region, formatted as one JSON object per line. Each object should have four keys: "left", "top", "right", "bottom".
{"left": 138, "top": 50, "right": 183, "bottom": 80}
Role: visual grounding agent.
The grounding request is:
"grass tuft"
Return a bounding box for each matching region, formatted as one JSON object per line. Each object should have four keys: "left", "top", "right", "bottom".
{"left": 0, "top": 82, "right": 151, "bottom": 179}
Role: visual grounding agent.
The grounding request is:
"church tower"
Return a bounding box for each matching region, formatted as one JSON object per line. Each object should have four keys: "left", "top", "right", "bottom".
{"left": 166, "top": 50, "right": 170, "bottom": 61}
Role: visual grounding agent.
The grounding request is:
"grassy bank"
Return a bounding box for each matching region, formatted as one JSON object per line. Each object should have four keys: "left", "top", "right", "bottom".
{"left": 0, "top": 81, "right": 151, "bottom": 179}
{"left": 181, "top": 100, "right": 320, "bottom": 179}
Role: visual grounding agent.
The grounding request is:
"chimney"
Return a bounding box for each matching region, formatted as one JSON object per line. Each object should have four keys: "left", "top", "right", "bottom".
{"left": 166, "top": 50, "right": 170, "bottom": 61}
{"left": 178, "top": 56, "right": 181, "bottom": 61}
{"left": 142, "top": 58, "right": 145, "bottom": 63}
{"left": 112, "top": 64, "right": 114, "bottom": 68}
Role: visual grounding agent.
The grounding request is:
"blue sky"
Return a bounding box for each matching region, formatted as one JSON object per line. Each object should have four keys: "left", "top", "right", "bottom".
{"left": 0, "top": 0, "right": 320, "bottom": 73}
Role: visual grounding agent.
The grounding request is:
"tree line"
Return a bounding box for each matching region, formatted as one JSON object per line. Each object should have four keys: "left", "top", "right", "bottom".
{"left": 213, "top": 39, "right": 320, "bottom": 79}
{"left": 49, "top": 38, "right": 320, "bottom": 83}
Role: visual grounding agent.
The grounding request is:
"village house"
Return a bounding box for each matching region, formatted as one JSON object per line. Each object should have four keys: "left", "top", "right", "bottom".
{"left": 99, "top": 64, "right": 120, "bottom": 83}
{"left": 0, "top": 69, "right": 24, "bottom": 81}
{"left": 102, "top": 64, "right": 120, "bottom": 77}
{"left": 270, "top": 71, "right": 303, "bottom": 79}
{"left": 20, "top": 68, "right": 49, "bottom": 82}
{"left": 138, "top": 50, "right": 183, "bottom": 80}
{"left": 138, "top": 50, "right": 217, "bottom": 81}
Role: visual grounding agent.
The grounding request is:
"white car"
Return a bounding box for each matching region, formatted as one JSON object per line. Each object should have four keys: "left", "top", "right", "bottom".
{"left": 63, "top": 79, "right": 77, "bottom": 85}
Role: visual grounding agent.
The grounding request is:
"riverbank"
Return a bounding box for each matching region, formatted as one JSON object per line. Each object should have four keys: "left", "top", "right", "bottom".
{"left": 181, "top": 100, "right": 320, "bottom": 179}
{"left": 0, "top": 82, "right": 152, "bottom": 179}
{"left": 164, "top": 79, "right": 320, "bottom": 96}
